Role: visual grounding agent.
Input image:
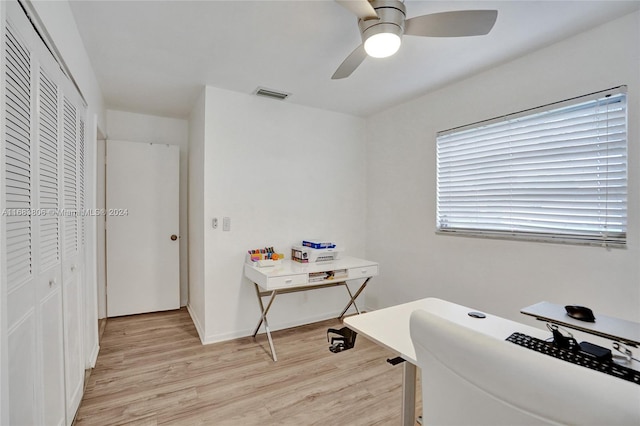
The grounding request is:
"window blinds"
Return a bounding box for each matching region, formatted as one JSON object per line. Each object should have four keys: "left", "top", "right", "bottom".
{"left": 436, "top": 87, "right": 627, "bottom": 246}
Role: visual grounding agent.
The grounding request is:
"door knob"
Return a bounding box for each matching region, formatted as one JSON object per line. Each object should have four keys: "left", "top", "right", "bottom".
{"left": 170, "top": 234, "right": 178, "bottom": 241}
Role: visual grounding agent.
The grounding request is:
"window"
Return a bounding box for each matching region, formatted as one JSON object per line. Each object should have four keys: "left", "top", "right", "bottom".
{"left": 436, "top": 87, "right": 627, "bottom": 247}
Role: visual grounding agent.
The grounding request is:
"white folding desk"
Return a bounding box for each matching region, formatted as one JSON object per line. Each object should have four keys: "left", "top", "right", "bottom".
{"left": 244, "top": 256, "right": 378, "bottom": 361}
{"left": 344, "top": 297, "right": 640, "bottom": 426}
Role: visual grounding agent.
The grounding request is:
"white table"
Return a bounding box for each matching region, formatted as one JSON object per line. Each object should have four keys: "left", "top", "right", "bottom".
{"left": 345, "top": 298, "right": 640, "bottom": 425}
{"left": 521, "top": 301, "right": 640, "bottom": 345}
{"left": 344, "top": 298, "right": 560, "bottom": 426}
{"left": 244, "top": 256, "right": 378, "bottom": 361}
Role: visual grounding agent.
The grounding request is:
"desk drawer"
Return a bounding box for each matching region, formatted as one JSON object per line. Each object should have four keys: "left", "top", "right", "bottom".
{"left": 348, "top": 265, "right": 378, "bottom": 279}
{"left": 264, "top": 273, "right": 308, "bottom": 290}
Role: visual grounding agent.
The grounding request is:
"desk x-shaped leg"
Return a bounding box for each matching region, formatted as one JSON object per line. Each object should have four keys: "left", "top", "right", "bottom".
{"left": 252, "top": 277, "right": 372, "bottom": 361}
{"left": 338, "top": 277, "right": 370, "bottom": 319}
{"left": 252, "top": 283, "right": 278, "bottom": 361}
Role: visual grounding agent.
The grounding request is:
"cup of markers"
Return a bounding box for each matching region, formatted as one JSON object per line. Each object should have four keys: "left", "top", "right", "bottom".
{"left": 246, "top": 247, "right": 285, "bottom": 267}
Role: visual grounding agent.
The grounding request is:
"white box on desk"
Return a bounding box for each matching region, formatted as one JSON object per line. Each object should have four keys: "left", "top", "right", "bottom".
{"left": 291, "top": 245, "right": 343, "bottom": 263}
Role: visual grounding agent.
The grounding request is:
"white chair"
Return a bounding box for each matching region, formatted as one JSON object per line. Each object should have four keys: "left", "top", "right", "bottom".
{"left": 409, "top": 309, "right": 640, "bottom": 425}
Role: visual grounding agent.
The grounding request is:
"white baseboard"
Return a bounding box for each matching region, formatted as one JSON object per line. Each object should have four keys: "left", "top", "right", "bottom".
{"left": 87, "top": 343, "right": 100, "bottom": 368}
{"left": 200, "top": 308, "right": 358, "bottom": 345}
{"left": 363, "top": 303, "right": 376, "bottom": 313}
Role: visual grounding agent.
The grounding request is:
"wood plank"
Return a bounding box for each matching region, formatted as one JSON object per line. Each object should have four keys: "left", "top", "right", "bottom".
{"left": 75, "top": 308, "right": 421, "bottom": 425}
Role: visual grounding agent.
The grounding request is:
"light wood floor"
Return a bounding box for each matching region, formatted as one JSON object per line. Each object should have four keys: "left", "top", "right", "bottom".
{"left": 75, "top": 308, "right": 420, "bottom": 425}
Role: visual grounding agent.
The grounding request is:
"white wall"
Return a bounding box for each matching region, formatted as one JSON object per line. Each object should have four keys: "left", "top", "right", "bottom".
{"left": 105, "top": 110, "right": 190, "bottom": 308}
{"left": 95, "top": 139, "right": 106, "bottom": 318}
{"left": 365, "top": 11, "right": 640, "bottom": 325}
{"left": 83, "top": 114, "right": 102, "bottom": 368}
{"left": 191, "top": 86, "right": 367, "bottom": 343}
{"left": 187, "top": 91, "right": 206, "bottom": 339}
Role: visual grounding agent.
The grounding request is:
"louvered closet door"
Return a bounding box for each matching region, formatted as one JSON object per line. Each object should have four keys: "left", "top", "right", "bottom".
{"left": 4, "top": 16, "right": 39, "bottom": 426}
{"left": 61, "top": 96, "right": 84, "bottom": 420}
{"left": 2, "top": 1, "right": 85, "bottom": 424}
{"left": 36, "top": 66, "right": 65, "bottom": 426}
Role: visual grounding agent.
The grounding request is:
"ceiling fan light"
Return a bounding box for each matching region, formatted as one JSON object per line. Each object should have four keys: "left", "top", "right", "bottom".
{"left": 364, "top": 32, "right": 401, "bottom": 58}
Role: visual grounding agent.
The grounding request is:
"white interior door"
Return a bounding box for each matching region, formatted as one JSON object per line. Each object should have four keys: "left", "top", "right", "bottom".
{"left": 106, "top": 140, "right": 179, "bottom": 317}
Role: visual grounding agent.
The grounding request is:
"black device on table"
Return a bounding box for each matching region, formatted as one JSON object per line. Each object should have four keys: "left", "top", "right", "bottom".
{"left": 565, "top": 305, "right": 596, "bottom": 322}
{"left": 506, "top": 305, "right": 639, "bottom": 386}
{"left": 506, "top": 331, "right": 639, "bottom": 385}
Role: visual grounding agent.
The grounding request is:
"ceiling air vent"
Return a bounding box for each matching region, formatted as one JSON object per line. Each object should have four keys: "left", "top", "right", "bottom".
{"left": 254, "top": 87, "right": 290, "bottom": 101}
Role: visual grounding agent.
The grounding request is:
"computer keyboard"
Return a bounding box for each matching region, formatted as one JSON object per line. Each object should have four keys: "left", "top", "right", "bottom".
{"left": 506, "top": 332, "right": 640, "bottom": 386}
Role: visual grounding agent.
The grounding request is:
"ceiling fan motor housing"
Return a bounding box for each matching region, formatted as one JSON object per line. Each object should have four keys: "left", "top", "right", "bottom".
{"left": 358, "top": 0, "right": 406, "bottom": 43}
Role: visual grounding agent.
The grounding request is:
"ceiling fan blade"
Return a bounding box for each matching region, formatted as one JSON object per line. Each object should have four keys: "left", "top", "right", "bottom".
{"left": 332, "top": 44, "right": 367, "bottom": 79}
{"left": 404, "top": 10, "right": 498, "bottom": 37}
{"left": 335, "top": 0, "right": 379, "bottom": 21}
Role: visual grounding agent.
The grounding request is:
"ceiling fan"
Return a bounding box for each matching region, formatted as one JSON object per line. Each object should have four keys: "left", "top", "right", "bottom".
{"left": 333, "top": 0, "right": 498, "bottom": 79}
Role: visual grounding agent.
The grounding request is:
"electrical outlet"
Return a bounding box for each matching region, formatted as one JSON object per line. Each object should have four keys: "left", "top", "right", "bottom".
{"left": 223, "top": 217, "right": 231, "bottom": 231}
{"left": 212, "top": 218, "right": 218, "bottom": 229}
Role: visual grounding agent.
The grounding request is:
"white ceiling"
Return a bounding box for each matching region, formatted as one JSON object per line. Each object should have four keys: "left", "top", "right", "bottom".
{"left": 69, "top": 0, "right": 640, "bottom": 119}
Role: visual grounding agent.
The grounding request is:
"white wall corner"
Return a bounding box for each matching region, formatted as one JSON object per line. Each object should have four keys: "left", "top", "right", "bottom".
{"left": 187, "top": 303, "right": 206, "bottom": 343}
